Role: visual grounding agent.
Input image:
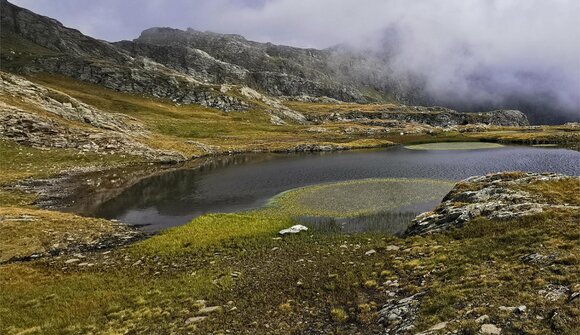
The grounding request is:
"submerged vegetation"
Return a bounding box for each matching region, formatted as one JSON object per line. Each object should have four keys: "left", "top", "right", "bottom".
{"left": 404, "top": 142, "right": 504, "bottom": 151}
{"left": 269, "top": 178, "right": 453, "bottom": 217}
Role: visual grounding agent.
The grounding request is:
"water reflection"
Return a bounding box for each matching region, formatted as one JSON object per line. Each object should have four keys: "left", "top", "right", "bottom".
{"left": 78, "top": 146, "right": 578, "bottom": 232}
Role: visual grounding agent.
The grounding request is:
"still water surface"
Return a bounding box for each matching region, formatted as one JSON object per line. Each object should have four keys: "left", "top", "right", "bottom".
{"left": 89, "top": 146, "right": 579, "bottom": 231}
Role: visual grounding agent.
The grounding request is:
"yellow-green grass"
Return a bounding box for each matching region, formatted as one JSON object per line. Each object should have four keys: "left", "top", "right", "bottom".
{"left": 0, "top": 263, "right": 221, "bottom": 335}
{"left": 268, "top": 178, "right": 454, "bottom": 217}
{"left": 1, "top": 208, "right": 577, "bottom": 334}
{"left": 404, "top": 142, "right": 504, "bottom": 150}
{"left": 26, "top": 74, "right": 394, "bottom": 155}
{"left": 411, "top": 209, "right": 580, "bottom": 334}
{"left": 467, "top": 126, "right": 580, "bottom": 146}
{"left": 0, "top": 141, "right": 139, "bottom": 186}
{"left": 516, "top": 177, "right": 580, "bottom": 206}
{"left": 132, "top": 212, "right": 293, "bottom": 257}
{"left": 0, "top": 207, "right": 132, "bottom": 263}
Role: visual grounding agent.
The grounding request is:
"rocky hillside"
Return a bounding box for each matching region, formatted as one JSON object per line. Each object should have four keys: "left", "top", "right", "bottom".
{"left": 0, "top": 0, "right": 537, "bottom": 163}
{"left": 0, "top": 72, "right": 184, "bottom": 161}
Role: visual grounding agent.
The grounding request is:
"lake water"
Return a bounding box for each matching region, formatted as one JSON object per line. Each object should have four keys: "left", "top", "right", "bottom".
{"left": 88, "top": 145, "right": 579, "bottom": 231}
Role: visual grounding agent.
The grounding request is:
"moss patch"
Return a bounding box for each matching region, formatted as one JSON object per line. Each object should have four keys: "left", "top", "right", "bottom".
{"left": 404, "top": 142, "right": 504, "bottom": 150}
{"left": 269, "top": 178, "right": 454, "bottom": 217}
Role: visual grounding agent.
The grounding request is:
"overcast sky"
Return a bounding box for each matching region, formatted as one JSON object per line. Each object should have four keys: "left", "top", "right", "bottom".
{"left": 10, "top": 0, "right": 580, "bottom": 120}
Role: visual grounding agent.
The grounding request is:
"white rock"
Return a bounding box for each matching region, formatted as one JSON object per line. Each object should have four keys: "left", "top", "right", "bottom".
{"left": 279, "top": 225, "right": 308, "bottom": 235}
{"left": 365, "top": 249, "right": 376, "bottom": 256}
{"left": 476, "top": 315, "right": 489, "bottom": 323}
{"left": 185, "top": 316, "right": 207, "bottom": 324}
{"left": 196, "top": 306, "right": 223, "bottom": 315}
{"left": 430, "top": 321, "right": 448, "bottom": 330}
{"left": 480, "top": 324, "right": 501, "bottom": 335}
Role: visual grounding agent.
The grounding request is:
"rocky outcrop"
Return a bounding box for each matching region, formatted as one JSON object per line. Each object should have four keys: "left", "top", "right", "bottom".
{"left": 0, "top": 72, "right": 184, "bottom": 161}
{"left": 0, "top": 108, "right": 182, "bottom": 162}
{"left": 307, "top": 107, "right": 529, "bottom": 127}
{"left": 378, "top": 292, "right": 425, "bottom": 334}
{"left": 0, "top": 1, "right": 541, "bottom": 124}
{"left": 406, "top": 172, "right": 579, "bottom": 236}
{"left": 25, "top": 56, "right": 249, "bottom": 112}
{"left": 0, "top": 72, "right": 144, "bottom": 134}
{"left": 0, "top": 1, "right": 249, "bottom": 113}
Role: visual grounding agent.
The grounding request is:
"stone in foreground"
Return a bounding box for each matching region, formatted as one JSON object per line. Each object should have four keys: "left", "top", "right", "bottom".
{"left": 279, "top": 224, "right": 309, "bottom": 235}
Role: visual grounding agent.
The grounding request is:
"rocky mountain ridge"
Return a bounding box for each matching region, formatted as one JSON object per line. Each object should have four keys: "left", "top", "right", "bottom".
{"left": 0, "top": 0, "right": 532, "bottom": 161}
{"left": 1, "top": 0, "right": 529, "bottom": 129}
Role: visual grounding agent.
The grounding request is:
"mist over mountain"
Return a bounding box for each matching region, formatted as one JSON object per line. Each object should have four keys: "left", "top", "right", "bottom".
{"left": 7, "top": 0, "right": 580, "bottom": 124}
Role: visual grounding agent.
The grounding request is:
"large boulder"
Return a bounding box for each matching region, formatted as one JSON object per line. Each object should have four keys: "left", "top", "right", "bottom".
{"left": 406, "top": 172, "right": 578, "bottom": 236}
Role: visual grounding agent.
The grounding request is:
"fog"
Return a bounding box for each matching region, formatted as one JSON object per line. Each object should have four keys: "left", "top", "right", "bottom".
{"left": 12, "top": 0, "right": 580, "bottom": 123}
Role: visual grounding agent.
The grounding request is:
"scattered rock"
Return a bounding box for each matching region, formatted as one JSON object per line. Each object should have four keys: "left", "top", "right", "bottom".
{"left": 480, "top": 324, "right": 501, "bottom": 335}
{"left": 196, "top": 306, "right": 223, "bottom": 315}
{"left": 521, "top": 253, "right": 556, "bottom": 265}
{"left": 378, "top": 292, "right": 424, "bottom": 334}
{"left": 539, "top": 285, "right": 570, "bottom": 302}
{"left": 365, "top": 249, "right": 376, "bottom": 256}
{"left": 476, "top": 315, "right": 489, "bottom": 323}
{"left": 429, "top": 321, "right": 448, "bottom": 330}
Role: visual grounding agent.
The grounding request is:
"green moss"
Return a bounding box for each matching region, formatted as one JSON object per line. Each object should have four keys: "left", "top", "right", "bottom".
{"left": 404, "top": 142, "right": 504, "bottom": 150}
{"left": 268, "top": 178, "right": 453, "bottom": 217}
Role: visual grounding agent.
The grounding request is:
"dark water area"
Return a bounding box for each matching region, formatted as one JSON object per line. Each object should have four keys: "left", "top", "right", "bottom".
{"left": 87, "top": 145, "right": 579, "bottom": 232}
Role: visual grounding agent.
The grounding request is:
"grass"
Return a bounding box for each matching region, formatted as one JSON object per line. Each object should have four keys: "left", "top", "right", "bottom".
{"left": 0, "top": 201, "right": 578, "bottom": 334}
{"left": 466, "top": 126, "right": 580, "bottom": 148}
{"left": 404, "top": 142, "right": 504, "bottom": 150}
{"left": 268, "top": 178, "right": 453, "bottom": 217}
{"left": 132, "top": 212, "right": 292, "bottom": 257}
{"left": 1, "top": 206, "right": 577, "bottom": 334}
{"left": 0, "top": 207, "right": 135, "bottom": 263}
{"left": 0, "top": 140, "right": 141, "bottom": 207}
{"left": 0, "top": 141, "right": 139, "bottom": 187}
{"left": 412, "top": 209, "right": 580, "bottom": 334}
{"left": 516, "top": 178, "right": 580, "bottom": 206}
{"left": 25, "top": 74, "right": 395, "bottom": 155}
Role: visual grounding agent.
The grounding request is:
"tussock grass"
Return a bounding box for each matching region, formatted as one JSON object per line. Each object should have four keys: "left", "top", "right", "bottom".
{"left": 133, "top": 212, "right": 292, "bottom": 257}
{"left": 516, "top": 178, "right": 580, "bottom": 206}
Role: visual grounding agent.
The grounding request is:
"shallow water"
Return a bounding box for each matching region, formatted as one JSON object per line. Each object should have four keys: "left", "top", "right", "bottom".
{"left": 87, "top": 145, "right": 579, "bottom": 231}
